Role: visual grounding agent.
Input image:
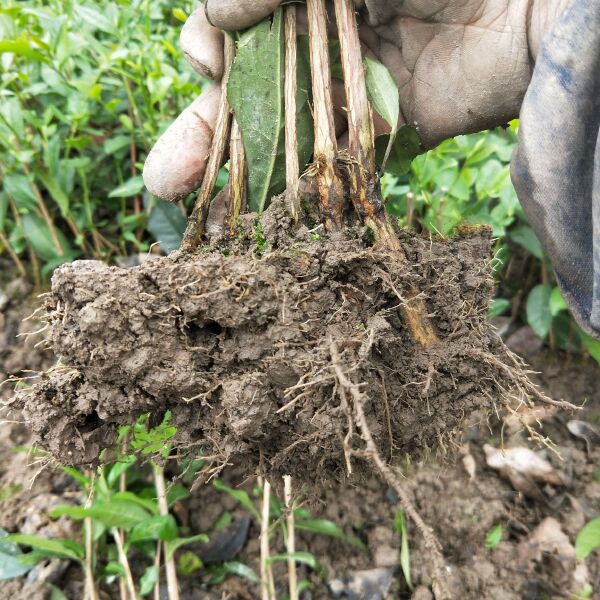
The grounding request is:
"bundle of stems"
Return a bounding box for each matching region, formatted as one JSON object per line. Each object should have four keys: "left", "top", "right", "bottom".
{"left": 181, "top": 0, "right": 398, "bottom": 249}
{"left": 178, "top": 2, "right": 449, "bottom": 596}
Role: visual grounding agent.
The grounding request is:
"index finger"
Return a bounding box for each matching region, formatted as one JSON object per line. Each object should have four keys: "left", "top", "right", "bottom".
{"left": 206, "top": 0, "right": 282, "bottom": 31}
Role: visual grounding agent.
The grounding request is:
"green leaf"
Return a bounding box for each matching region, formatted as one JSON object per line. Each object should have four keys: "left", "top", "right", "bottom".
{"left": 35, "top": 170, "right": 69, "bottom": 217}
{"left": 576, "top": 519, "right": 600, "bottom": 561}
{"left": 48, "top": 585, "right": 69, "bottom": 600}
{"left": 581, "top": 334, "right": 600, "bottom": 364}
{"left": 165, "top": 533, "right": 209, "bottom": 558}
{"left": 51, "top": 500, "right": 151, "bottom": 530}
{"left": 0, "top": 529, "right": 31, "bottom": 580}
{"left": 213, "top": 480, "right": 261, "bottom": 522}
{"left": 268, "top": 551, "right": 317, "bottom": 569}
{"left": 172, "top": 8, "right": 187, "bottom": 23}
{"left": 364, "top": 57, "right": 399, "bottom": 135}
{"left": 103, "top": 135, "right": 132, "bottom": 155}
{"left": 103, "top": 561, "right": 125, "bottom": 576}
{"left": 165, "top": 533, "right": 209, "bottom": 560}
{"left": 177, "top": 551, "right": 203, "bottom": 576}
{"left": 22, "top": 213, "right": 71, "bottom": 262}
{"left": 228, "top": 10, "right": 283, "bottom": 213}
{"left": 228, "top": 10, "right": 312, "bottom": 212}
{"left": 108, "top": 176, "right": 144, "bottom": 198}
{"left": 295, "top": 519, "right": 365, "bottom": 550}
{"left": 549, "top": 287, "right": 568, "bottom": 317}
{"left": 59, "top": 466, "right": 91, "bottom": 490}
{"left": 167, "top": 483, "right": 190, "bottom": 507}
{"left": 376, "top": 126, "right": 423, "bottom": 176}
{"left": 0, "top": 38, "right": 47, "bottom": 62}
{"left": 526, "top": 284, "right": 553, "bottom": 339}
{"left": 129, "top": 515, "right": 178, "bottom": 544}
{"left": 4, "top": 174, "right": 38, "bottom": 211}
{"left": 510, "top": 224, "right": 543, "bottom": 259}
{"left": 394, "top": 510, "right": 413, "bottom": 589}
{"left": 140, "top": 565, "right": 158, "bottom": 596}
{"left": 484, "top": 524, "right": 504, "bottom": 550}
{"left": 74, "top": 5, "right": 114, "bottom": 34}
{"left": 111, "top": 492, "right": 159, "bottom": 515}
{"left": 221, "top": 561, "right": 260, "bottom": 584}
{"left": 106, "top": 456, "right": 136, "bottom": 489}
{"left": 7, "top": 535, "right": 83, "bottom": 562}
{"left": 147, "top": 202, "right": 186, "bottom": 254}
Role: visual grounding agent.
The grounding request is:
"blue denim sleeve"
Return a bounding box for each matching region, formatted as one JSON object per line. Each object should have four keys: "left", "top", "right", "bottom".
{"left": 511, "top": 0, "right": 600, "bottom": 339}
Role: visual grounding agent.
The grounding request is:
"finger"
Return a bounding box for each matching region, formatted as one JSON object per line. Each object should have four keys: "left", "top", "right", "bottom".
{"left": 180, "top": 8, "right": 224, "bottom": 80}
{"left": 206, "top": 0, "right": 282, "bottom": 32}
{"left": 143, "top": 85, "right": 221, "bottom": 202}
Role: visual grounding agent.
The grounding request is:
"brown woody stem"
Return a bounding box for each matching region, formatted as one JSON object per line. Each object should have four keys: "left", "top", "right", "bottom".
{"left": 182, "top": 34, "right": 235, "bottom": 251}
{"left": 333, "top": 0, "right": 397, "bottom": 246}
{"left": 226, "top": 117, "right": 247, "bottom": 235}
{"left": 284, "top": 5, "right": 300, "bottom": 221}
{"left": 306, "top": 0, "right": 345, "bottom": 230}
{"left": 333, "top": 0, "right": 437, "bottom": 346}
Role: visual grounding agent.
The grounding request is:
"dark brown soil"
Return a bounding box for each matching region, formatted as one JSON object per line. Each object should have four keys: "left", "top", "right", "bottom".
{"left": 1, "top": 267, "right": 599, "bottom": 599}
{"left": 12, "top": 199, "right": 551, "bottom": 486}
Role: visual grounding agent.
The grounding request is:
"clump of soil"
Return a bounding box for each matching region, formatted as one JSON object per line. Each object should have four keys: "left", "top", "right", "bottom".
{"left": 14, "top": 199, "right": 553, "bottom": 480}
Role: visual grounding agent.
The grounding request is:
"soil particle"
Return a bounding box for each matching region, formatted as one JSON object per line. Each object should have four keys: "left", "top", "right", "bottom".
{"left": 13, "top": 199, "right": 560, "bottom": 485}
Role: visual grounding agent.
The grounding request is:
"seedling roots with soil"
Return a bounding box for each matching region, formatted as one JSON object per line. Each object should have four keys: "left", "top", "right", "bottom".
{"left": 15, "top": 1, "right": 577, "bottom": 597}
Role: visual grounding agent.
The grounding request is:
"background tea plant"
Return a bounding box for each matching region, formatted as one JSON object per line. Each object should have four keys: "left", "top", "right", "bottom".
{"left": 382, "top": 125, "right": 600, "bottom": 361}
{"left": 0, "top": 0, "right": 199, "bottom": 282}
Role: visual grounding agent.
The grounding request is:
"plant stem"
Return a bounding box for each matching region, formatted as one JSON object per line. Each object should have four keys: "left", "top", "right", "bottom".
{"left": 119, "top": 436, "right": 129, "bottom": 600}
{"left": 182, "top": 34, "right": 235, "bottom": 251}
{"left": 227, "top": 117, "right": 246, "bottom": 235}
{"left": 260, "top": 480, "right": 275, "bottom": 600}
{"left": 284, "top": 4, "right": 300, "bottom": 221}
{"left": 153, "top": 542, "right": 162, "bottom": 600}
{"left": 84, "top": 472, "right": 99, "bottom": 600}
{"left": 306, "top": 0, "right": 345, "bottom": 230}
{"left": 283, "top": 475, "right": 298, "bottom": 600}
{"left": 333, "top": 0, "right": 396, "bottom": 245}
{"left": 113, "top": 528, "right": 139, "bottom": 600}
{"left": 153, "top": 463, "right": 180, "bottom": 600}
{"left": 0, "top": 231, "right": 27, "bottom": 277}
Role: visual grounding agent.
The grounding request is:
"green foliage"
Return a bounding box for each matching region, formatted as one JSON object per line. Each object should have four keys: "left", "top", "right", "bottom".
{"left": 484, "top": 524, "right": 504, "bottom": 550}
{"left": 0, "top": 529, "right": 31, "bottom": 580}
{"left": 376, "top": 126, "right": 423, "bottom": 177}
{"left": 293, "top": 516, "right": 365, "bottom": 550}
{"left": 383, "top": 124, "right": 599, "bottom": 362}
{"left": 0, "top": 0, "right": 200, "bottom": 277}
{"left": 364, "top": 57, "right": 399, "bottom": 137}
{"left": 527, "top": 284, "right": 553, "bottom": 339}
{"left": 6, "top": 535, "right": 84, "bottom": 562}
{"left": 575, "top": 518, "right": 600, "bottom": 561}
{"left": 5, "top": 411, "right": 355, "bottom": 596}
{"left": 228, "top": 11, "right": 313, "bottom": 213}
{"left": 394, "top": 510, "right": 412, "bottom": 590}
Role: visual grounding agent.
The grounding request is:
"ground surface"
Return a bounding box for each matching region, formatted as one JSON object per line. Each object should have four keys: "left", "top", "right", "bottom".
{"left": 1, "top": 242, "right": 599, "bottom": 599}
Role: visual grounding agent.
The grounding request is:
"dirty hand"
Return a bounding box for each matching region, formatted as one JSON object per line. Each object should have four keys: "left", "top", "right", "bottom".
{"left": 143, "top": 0, "right": 569, "bottom": 201}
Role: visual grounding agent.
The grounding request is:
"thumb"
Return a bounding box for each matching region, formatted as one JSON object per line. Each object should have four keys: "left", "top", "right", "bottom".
{"left": 206, "top": 0, "right": 282, "bottom": 31}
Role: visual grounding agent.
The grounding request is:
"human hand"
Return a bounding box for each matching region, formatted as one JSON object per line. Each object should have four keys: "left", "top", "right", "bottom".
{"left": 143, "top": 0, "right": 569, "bottom": 201}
